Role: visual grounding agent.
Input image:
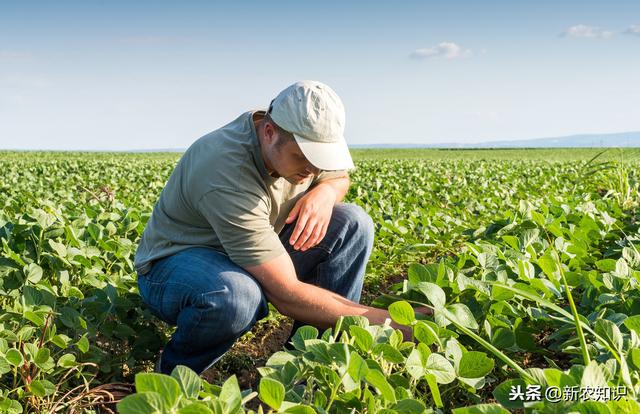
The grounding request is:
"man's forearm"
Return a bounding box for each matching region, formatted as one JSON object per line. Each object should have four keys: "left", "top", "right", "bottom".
{"left": 275, "top": 281, "right": 412, "bottom": 339}
{"left": 245, "top": 253, "right": 412, "bottom": 338}
{"left": 312, "top": 176, "right": 350, "bottom": 203}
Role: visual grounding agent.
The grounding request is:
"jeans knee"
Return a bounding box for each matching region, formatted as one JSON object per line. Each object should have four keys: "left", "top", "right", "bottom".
{"left": 197, "top": 274, "right": 267, "bottom": 334}
{"left": 335, "top": 204, "right": 375, "bottom": 248}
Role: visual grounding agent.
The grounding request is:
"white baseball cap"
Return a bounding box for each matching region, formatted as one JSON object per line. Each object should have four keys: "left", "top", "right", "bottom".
{"left": 269, "top": 80, "right": 354, "bottom": 171}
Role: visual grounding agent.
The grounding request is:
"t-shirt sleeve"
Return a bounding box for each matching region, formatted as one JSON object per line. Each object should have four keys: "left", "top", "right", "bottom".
{"left": 311, "top": 169, "right": 349, "bottom": 186}
{"left": 197, "top": 188, "right": 286, "bottom": 267}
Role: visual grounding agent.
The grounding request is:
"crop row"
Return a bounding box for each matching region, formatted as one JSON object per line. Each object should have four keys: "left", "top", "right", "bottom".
{"left": 0, "top": 153, "right": 639, "bottom": 413}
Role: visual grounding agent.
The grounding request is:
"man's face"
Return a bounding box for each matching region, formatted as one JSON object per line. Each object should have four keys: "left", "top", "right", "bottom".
{"left": 269, "top": 132, "right": 321, "bottom": 185}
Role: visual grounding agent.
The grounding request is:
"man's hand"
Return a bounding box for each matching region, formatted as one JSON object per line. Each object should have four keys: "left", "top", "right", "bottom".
{"left": 286, "top": 183, "right": 337, "bottom": 251}
{"left": 415, "top": 306, "right": 433, "bottom": 318}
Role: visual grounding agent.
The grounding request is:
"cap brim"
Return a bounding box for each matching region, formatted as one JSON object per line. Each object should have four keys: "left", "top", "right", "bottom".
{"left": 294, "top": 134, "right": 355, "bottom": 171}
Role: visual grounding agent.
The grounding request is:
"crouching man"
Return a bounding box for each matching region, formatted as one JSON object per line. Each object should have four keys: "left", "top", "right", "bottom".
{"left": 135, "top": 80, "right": 414, "bottom": 375}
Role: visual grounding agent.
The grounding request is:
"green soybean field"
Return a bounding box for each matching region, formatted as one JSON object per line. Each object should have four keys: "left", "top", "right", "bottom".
{"left": 2, "top": 149, "right": 640, "bottom": 413}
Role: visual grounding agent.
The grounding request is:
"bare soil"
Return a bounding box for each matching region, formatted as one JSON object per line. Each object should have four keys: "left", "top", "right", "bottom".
{"left": 201, "top": 316, "right": 294, "bottom": 390}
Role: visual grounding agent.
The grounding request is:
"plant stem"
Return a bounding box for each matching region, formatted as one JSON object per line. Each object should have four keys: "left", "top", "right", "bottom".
{"left": 407, "top": 300, "right": 534, "bottom": 383}
{"left": 325, "top": 371, "right": 348, "bottom": 412}
{"left": 552, "top": 248, "right": 591, "bottom": 366}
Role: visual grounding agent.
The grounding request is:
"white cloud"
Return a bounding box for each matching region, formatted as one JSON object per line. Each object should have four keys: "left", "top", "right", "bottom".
{"left": 561, "top": 24, "right": 613, "bottom": 39}
{"left": 624, "top": 25, "right": 640, "bottom": 36}
{"left": 410, "top": 42, "right": 472, "bottom": 60}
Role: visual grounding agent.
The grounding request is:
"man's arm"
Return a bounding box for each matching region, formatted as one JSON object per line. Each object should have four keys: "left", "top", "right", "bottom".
{"left": 312, "top": 175, "right": 350, "bottom": 202}
{"left": 245, "top": 251, "right": 410, "bottom": 336}
{"left": 285, "top": 176, "right": 350, "bottom": 251}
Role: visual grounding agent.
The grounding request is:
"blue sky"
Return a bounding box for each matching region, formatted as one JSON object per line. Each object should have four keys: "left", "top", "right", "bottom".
{"left": 1, "top": 0, "right": 639, "bottom": 150}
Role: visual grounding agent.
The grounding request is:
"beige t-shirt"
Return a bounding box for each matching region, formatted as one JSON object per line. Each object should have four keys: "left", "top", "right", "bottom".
{"left": 134, "top": 110, "right": 348, "bottom": 275}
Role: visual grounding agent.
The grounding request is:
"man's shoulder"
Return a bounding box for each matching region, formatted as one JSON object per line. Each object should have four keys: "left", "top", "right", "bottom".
{"left": 190, "top": 111, "right": 253, "bottom": 149}
{"left": 179, "top": 111, "right": 267, "bottom": 197}
{"left": 184, "top": 112, "right": 252, "bottom": 166}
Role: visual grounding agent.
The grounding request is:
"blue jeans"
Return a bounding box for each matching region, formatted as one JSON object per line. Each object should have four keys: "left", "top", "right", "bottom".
{"left": 137, "top": 203, "right": 374, "bottom": 375}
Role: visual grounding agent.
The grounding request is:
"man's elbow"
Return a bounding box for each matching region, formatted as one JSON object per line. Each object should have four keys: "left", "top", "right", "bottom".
{"left": 265, "top": 293, "right": 300, "bottom": 319}
{"left": 244, "top": 254, "right": 303, "bottom": 318}
{"left": 260, "top": 283, "right": 299, "bottom": 318}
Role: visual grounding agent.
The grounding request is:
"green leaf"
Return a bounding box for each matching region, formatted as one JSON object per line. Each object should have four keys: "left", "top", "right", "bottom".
{"left": 425, "top": 353, "right": 456, "bottom": 384}
{"left": 219, "top": 375, "right": 242, "bottom": 413}
{"left": 478, "top": 253, "right": 499, "bottom": 270}
{"left": 491, "top": 285, "right": 514, "bottom": 301}
{"left": 544, "top": 368, "right": 578, "bottom": 388}
{"left": 493, "top": 379, "right": 526, "bottom": 409}
{"left": 631, "top": 348, "right": 640, "bottom": 369}
{"left": 176, "top": 403, "right": 215, "bottom": 414}
{"left": 117, "top": 392, "right": 166, "bottom": 414}
{"left": 349, "top": 326, "right": 373, "bottom": 353}
{"left": 76, "top": 335, "right": 89, "bottom": 353}
{"left": 377, "top": 344, "right": 405, "bottom": 364}
{"left": 23, "top": 343, "right": 38, "bottom": 361}
{"left": 491, "top": 328, "right": 515, "bottom": 349}
{"left": 581, "top": 361, "right": 608, "bottom": 389}
{"left": 413, "top": 321, "right": 441, "bottom": 347}
{"left": 24, "top": 263, "right": 43, "bottom": 284}
{"left": 458, "top": 351, "right": 494, "bottom": 378}
{"left": 23, "top": 311, "right": 45, "bottom": 327}
{"left": 135, "top": 373, "right": 182, "bottom": 409}
{"left": 517, "top": 260, "right": 535, "bottom": 280}
{"left": 34, "top": 347, "right": 51, "bottom": 368}
{"left": 5, "top": 348, "right": 24, "bottom": 367}
{"left": 615, "top": 258, "right": 629, "bottom": 277}
{"left": 416, "top": 282, "right": 446, "bottom": 309}
{"left": 426, "top": 373, "right": 443, "bottom": 408}
{"left": 365, "top": 368, "right": 397, "bottom": 404}
{"left": 171, "top": 365, "right": 201, "bottom": 399}
{"left": 608, "top": 398, "right": 640, "bottom": 414}
{"left": 48, "top": 239, "right": 67, "bottom": 258}
{"left": 265, "top": 351, "right": 297, "bottom": 367}
{"left": 595, "top": 259, "right": 617, "bottom": 272}
{"left": 594, "top": 320, "right": 623, "bottom": 351}
{"left": 348, "top": 351, "right": 368, "bottom": 382}
{"left": 283, "top": 405, "right": 317, "bottom": 414}
{"left": 0, "top": 356, "right": 10, "bottom": 375}
{"left": 389, "top": 301, "right": 415, "bottom": 326}
{"left": 452, "top": 404, "right": 510, "bottom": 414}
{"left": 406, "top": 348, "right": 426, "bottom": 380}
{"left": 291, "top": 326, "right": 318, "bottom": 350}
{"left": 623, "top": 315, "right": 640, "bottom": 336}
{"left": 0, "top": 399, "right": 22, "bottom": 414}
{"left": 57, "top": 353, "right": 76, "bottom": 368}
{"left": 259, "top": 377, "right": 285, "bottom": 410}
{"left": 51, "top": 334, "right": 71, "bottom": 349}
{"left": 538, "top": 253, "right": 560, "bottom": 280}
{"left": 408, "top": 263, "right": 434, "bottom": 283}
{"left": 29, "top": 379, "right": 56, "bottom": 397}
{"left": 393, "top": 398, "right": 427, "bottom": 413}
{"left": 570, "top": 401, "right": 612, "bottom": 414}
{"left": 444, "top": 303, "right": 479, "bottom": 330}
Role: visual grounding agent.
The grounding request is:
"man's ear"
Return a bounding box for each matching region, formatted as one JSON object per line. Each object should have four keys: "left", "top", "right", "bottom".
{"left": 263, "top": 122, "right": 276, "bottom": 144}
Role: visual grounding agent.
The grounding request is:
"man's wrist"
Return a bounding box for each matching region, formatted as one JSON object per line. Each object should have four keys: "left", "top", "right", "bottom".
{"left": 312, "top": 177, "right": 349, "bottom": 203}
{"left": 312, "top": 181, "right": 338, "bottom": 203}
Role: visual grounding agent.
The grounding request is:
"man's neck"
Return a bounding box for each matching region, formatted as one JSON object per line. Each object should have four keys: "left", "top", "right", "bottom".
{"left": 253, "top": 113, "right": 276, "bottom": 176}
